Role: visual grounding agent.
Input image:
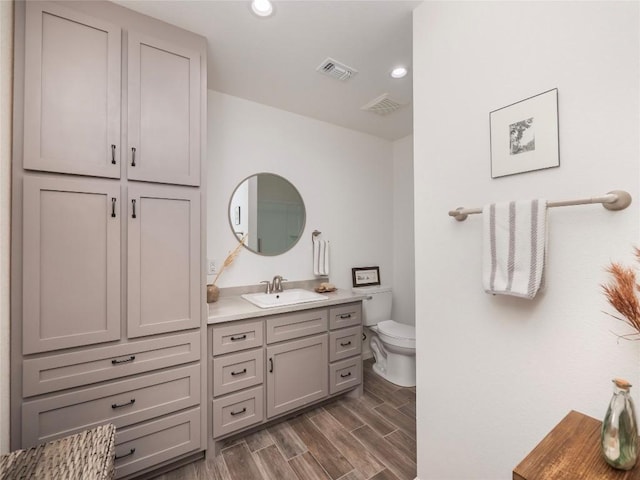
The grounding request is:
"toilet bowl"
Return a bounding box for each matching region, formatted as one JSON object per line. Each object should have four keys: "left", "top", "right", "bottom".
{"left": 354, "top": 286, "right": 416, "bottom": 387}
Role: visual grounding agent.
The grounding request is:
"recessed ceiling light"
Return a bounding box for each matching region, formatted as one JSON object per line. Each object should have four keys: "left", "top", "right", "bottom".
{"left": 251, "top": 0, "right": 273, "bottom": 17}
{"left": 390, "top": 66, "right": 408, "bottom": 79}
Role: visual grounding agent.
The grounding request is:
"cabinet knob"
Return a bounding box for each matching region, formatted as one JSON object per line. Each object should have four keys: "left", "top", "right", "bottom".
{"left": 112, "top": 398, "right": 136, "bottom": 409}
{"left": 111, "top": 355, "right": 135, "bottom": 365}
{"left": 114, "top": 448, "right": 136, "bottom": 460}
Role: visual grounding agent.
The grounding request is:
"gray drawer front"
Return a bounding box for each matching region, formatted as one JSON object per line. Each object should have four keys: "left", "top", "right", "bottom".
{"left": 213, "top": 348, "right": 264, "bottom": 397}
{"left": 23, "top": 331, "right": 201, "bottom": 397}
{"left": 114, "top": 407, "right": 201, "bottom": 479}
{"left": 329, "top": 303, "right": 362, "bottom": 330}
{"left": 22, "top": 364, "right": 200, "bottom": 446}
{"left": 329, "top": 356, "right": 362, "bottom": 395}
{"left": 329, "top": 326, "right": 362, "bottom": 362}
{"left": 266, "top": 309, "right": 328, "bottom": 344}
{"left": 211, "top": 319, "right": 264, "bottom": 355}
{"left": 212, "top": 386, "right": 264, "bottom": 438}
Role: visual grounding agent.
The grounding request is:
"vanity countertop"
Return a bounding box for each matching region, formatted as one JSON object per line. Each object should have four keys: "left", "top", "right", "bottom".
{"left": 207, "top": 289, "right": 368, "bottom": 324}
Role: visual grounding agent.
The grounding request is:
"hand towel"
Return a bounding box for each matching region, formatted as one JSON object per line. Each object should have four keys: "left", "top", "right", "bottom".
{"left": 482, "top": 199, "right": 547, "bottom": 299}
{"left": 313, "top": 238, "right": 320, "bottom": 276}
{"left": 321, "top": 240, "right": 330, "bottom": 276}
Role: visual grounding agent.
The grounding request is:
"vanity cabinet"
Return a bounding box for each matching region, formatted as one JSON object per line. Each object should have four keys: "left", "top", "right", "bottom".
{"left": 266, "top": 334, "right": 328, "bottom": 418}
{"left": 127, "top": 32, "right": 201, "bottom": 186}
{"left": 22, "top": 176, "right": 121, "bottom": 354}
{"left": 23, "top": 1, "right": 121, "bottom": 179}
{"left": 23, "top": 1, "right": 201, "bottom": 186}
{"left": 12, "top": 1, "right": 207, "bottom": 478}
{"left": 127, "top": 184, "right": 200, "bottom": 338}
{"left": 208, "top": 301, "right": 363, "bottom": 452}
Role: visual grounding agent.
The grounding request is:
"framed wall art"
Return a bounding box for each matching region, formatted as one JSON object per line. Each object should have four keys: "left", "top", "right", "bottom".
{"left": 490, "top": 88, "right": 559, "bottom": 178}
{"left": 352, "top": 266, "right": 380, "bottom": 287}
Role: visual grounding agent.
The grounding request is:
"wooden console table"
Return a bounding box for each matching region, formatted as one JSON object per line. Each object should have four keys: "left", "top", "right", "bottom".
{"left": 514, "top": 410, "right": 640, "bottom": 479}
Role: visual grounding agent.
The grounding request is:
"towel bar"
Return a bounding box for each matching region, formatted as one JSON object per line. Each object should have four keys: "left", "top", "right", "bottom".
{"left": 448, "top": 190, "right": 632, "bottom": 221}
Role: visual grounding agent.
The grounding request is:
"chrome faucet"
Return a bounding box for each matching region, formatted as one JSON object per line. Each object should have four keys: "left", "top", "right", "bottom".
{"left": 260, "top": 280, "right": 272, "bottom": 294}
{"left": 271, "top": 275, "right": 287, "bottom": 293}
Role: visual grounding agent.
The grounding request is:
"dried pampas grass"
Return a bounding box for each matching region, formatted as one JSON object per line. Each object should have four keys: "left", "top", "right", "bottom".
{"left": 212, "top": 234, "right": 247, "bottom": 286}
{"left": 602, "top": 247, "right": 640, "bottom": 340}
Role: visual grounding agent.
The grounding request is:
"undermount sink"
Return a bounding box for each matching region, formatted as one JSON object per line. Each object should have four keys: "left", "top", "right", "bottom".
{"left": 241, "top": 288, "right": 329, "bottom": 309}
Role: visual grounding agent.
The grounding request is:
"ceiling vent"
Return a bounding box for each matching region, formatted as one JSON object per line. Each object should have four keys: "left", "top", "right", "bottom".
{"left": 361, "top": 93, "right": 405, "bottom": 116}
{"left": 316, "top": 57, "right": 357, "bottom": 81}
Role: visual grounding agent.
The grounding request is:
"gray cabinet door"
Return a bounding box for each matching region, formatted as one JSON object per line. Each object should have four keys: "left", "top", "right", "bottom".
{"left": 127, "top": 184, "right": 200, "bottom": 338}
{"left": 23, "top": 1, "right": 121, "bottom": 178}
{"left": 266, "top": 334, "right": 328, "bottom": 418}
{"left": 127, "top": 32, "right": 200, "bottom": 186}
{"left": 22, "top": 176, "right": 121, "bottom": 354}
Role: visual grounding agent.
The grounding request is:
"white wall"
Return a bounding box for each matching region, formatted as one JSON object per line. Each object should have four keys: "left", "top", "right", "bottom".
{"left": 207, "top": 90, "right": 394, "bottom": 291}
{"left": 414, "top": 2, "right": 639, "bottom": 479}
{"left": 392, "top": 135, "right": 414, "bottom": 324}
{"left": 0, "top": 0, "right": 12, "bottom": 454}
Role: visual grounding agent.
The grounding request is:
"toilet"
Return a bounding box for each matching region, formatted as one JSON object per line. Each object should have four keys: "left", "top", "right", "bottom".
{"left": 355, "top": 285, "right": 416, "bottom": 387}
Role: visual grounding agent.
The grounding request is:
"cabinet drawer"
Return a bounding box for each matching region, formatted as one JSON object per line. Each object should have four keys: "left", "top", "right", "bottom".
{"left": 329, "top": 303, "right": 362, "bottom": 330}
{"left": 212, "top": 386, "right": 264, "bottom": 438}
{"left": 266, "top": 309, "right": 328, "bottom": 344}
{"left": 213, "top": 348, "right": 264, "bottom": 397}
{"left": 114, "top": 407, "right": 201, "bottom": 479}
{"left": 211, "top": 319, "right": 263, "bottom": 355}
{"left": 329, "top": 356, "right": 362, "bottom": 395}
{"left": 22, "top": 364, "right": 200, "bottom": 446}
{"left": 329, "top": 326, "right": 362, "bottom": 362}
{"left": 23, "top": 331, "right": 201, "bottom": 397}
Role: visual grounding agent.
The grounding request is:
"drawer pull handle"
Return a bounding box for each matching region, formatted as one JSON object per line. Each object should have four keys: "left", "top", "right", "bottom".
{"left": 112, "top": 398, "right": 136, "bottom": 409}
{"left": 230, "top": 334, "right": 247, "bottom": 341}
{"left": 340, "top": 372, "right": 352, "bottom": 378}
{"left": 269, "top": 358, "right": 273, "bottom": 373}
{"left": 111, "top": 144, "right": 116, "bottom": 165}
{"left": 231, "top": 368, "right": 247, "bottom": 376}
{"left": 115, "top": 448, "right": 136, "bottom": 460}
{"left": 339, "top": 314, "right": 352, "bottom": 319}
{"left": 230, "top": 407, "right": 247, "bottom": 416}
{"left": 111, "top": 197, "right": 117, "bottom": 218}
{"left": 131, "top": 199, "right": 137, "bottom": 219}
{"left": 131, "top": 147, "right": 136, "bottom": 167}
{"left": 340, "top": 341, "right": 352, "bottom": 347}
{"left": 111, "top": 355, "right": 135, "bottom": 365}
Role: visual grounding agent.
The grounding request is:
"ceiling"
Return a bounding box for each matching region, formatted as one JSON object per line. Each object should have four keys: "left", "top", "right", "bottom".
{"left": 114, "top": 0, "right": 419, "bottom": 141}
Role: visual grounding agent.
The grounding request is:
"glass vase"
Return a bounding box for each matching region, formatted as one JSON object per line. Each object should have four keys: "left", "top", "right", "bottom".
{"left": 601, "top": 378, "right": 639, "bottom": 470}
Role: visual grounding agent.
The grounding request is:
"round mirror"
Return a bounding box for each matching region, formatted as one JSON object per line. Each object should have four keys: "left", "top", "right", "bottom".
{"left": 228, "top": 173, "right": 306, "bottom": 256}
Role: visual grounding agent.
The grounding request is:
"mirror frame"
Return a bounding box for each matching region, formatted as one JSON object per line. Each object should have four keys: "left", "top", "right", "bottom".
{"left": 227, "top": 172, "right": 306, "bottom": 256}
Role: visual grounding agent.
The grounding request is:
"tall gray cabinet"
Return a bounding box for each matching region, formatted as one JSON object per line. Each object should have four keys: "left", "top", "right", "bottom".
{"left": 11, "top": 2, "right": 207, "bottom": 478}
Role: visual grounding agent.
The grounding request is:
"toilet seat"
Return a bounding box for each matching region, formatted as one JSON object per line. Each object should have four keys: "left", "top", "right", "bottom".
{"left": 376, "top": 320, "right": 415, "bottom": 349}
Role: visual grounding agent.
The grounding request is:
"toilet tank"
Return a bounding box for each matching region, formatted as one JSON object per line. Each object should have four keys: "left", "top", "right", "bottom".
{"left": 353, "top": 285, "right": 393, "bottom": 326}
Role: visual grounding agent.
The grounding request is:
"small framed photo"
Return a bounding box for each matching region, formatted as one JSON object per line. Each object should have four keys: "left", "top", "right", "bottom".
{"left": 490, "top": 88, "right": 559, "bottom": 178}
{"left": 352, "top": 266, "right": 381, "bottom": 287}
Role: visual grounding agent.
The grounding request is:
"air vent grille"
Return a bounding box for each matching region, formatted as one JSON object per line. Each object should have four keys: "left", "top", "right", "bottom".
{"left": 316, "top": 57, "right": 358, "bottom": 81}
{"left": 361, "top": 94, "right": 405, "bottom": 116}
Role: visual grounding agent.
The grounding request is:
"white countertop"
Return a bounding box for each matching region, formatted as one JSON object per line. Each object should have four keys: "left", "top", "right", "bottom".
{"left": 207, "top": 289, "right": 367, "bottom": 324}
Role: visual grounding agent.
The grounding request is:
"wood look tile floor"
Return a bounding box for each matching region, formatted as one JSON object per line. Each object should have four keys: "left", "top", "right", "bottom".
{"left": 154, "top": 359, "right": 416, "bottom": 480}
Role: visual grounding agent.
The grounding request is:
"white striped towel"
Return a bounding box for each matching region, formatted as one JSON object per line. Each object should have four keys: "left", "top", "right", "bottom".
{"left": 482, "top": 199, "right": 547, "bottom": 299}
{"left": 313, "top": 238, "right": 320, "bottom": 276}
